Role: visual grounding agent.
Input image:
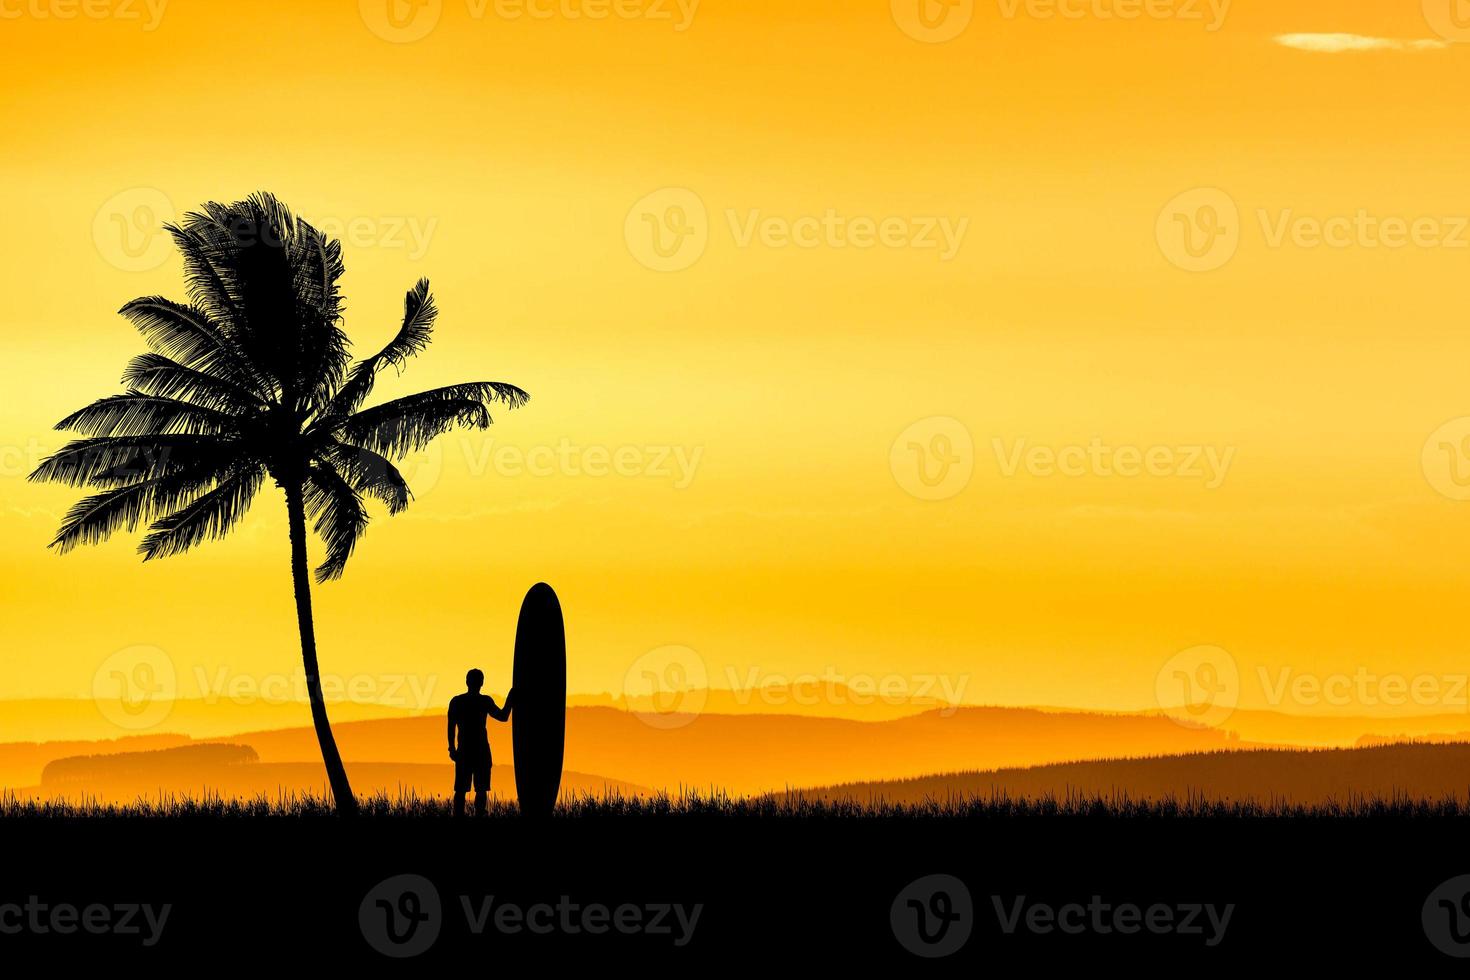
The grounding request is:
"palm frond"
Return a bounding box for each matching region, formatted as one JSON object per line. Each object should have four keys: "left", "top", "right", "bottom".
{"left": 55, "top": 393, "right": 239, "bottom": 438}
{"left": 337, "top": 382, "right": 529, "bottom": 458}
{"left": 49, "top": 461, "right": 234, "bottom": 553}
{"left": 169, "top": 204, "right": 251, "bottom": 330}
{"left": 122, "top": 353, "right": 266, "bottom": 413}
{"left": 323, "top": 278, "right": 436, "bottom": 420}
{"left": 318, "top": 442, "right": 411, "bottom": 514}
{"left": 29, "top": 435, "right": 235, "bottom": 488}
{"left": 177, "top": 202, "right": 300, "bottom": 398}
{"left": 118, "top": 297, "right": 265, "bottom": 397}
{"left": 303, "top": 462, "right": 368, "bottom": 581}
{"left": 138, "top": 466, "right": 265, "bottom": 561}
{"left": 290, "top": 213, "right": 350, "bottom": 414}
{"left": 52, "top": 483, "right": 169, "bottom": 554}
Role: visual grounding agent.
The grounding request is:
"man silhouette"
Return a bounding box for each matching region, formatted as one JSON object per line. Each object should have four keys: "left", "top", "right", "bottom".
{"left": 447, "top": 669, "right": 513, "bottom": 817}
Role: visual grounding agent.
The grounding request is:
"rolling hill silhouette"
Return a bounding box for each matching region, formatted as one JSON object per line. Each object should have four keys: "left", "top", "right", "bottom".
{"left": 0, "top": 732, "right": 190, "bottom": 789}
{"left": 0, "top": 697, "right": 425, "bottom": 744}
{"left": 190, "top": 705, "right": 1267, "bottom": 795}
{"left": 0, "top": 682, "right": 941, "bottom": 745}
{"left": 11, "top": 695, "right": 1470, "bottom": 747}
{"left": 783, "top": 742, "right": 1470, "bottom": 807}
{"left": 23, "top": 742, "right": 645, "bottom": 803}
{"left": 3, "top": 704, "right": 1254, "bottom": 799}
{"left": 8, "top": 701, "right": 1470, "bottom": 804}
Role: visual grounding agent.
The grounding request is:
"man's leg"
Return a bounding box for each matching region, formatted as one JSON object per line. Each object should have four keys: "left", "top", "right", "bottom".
{"left": 473, "top": 756, "right": 490, "bottom": 816}
{"left": 453, "top": 754, "right": 470, "bottom": 817}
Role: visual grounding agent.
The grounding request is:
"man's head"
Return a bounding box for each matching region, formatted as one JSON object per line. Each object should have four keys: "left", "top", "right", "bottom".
{"left": 466, "top": 668, "right": 484, "bottom": 693}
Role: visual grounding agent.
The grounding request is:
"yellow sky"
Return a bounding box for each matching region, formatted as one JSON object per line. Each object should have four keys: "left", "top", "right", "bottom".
{"left": 4, "top": 0, "right": 1470, "bottom": 726}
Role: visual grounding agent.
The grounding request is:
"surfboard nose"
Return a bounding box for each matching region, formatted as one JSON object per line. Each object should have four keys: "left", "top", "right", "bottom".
{"left": 524, "top": 583, "right": 562, "bottom": 616}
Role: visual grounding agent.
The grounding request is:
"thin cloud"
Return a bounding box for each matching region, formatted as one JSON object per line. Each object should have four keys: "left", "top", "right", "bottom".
{"left": 1274, "top": 33, "right": 1449, "bottom": 53}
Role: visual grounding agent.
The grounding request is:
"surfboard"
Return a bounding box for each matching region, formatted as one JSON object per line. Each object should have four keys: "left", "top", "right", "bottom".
{"left": 511, "top": 582, "right": 566, "bottom": 817}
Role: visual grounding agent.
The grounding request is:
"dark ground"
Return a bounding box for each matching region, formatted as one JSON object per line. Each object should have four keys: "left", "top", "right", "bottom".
{"left": 3, "top": 805, "right": 1468, "bottom": 967}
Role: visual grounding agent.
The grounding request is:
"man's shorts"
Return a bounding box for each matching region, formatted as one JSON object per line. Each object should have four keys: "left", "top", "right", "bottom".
{"left": 454, "top": 749, "right": 491, "bottom": 793}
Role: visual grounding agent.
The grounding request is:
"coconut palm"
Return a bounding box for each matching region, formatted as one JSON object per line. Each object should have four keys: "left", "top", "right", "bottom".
{"left": 29, "top": 193, "right": 528, "bottom": 814}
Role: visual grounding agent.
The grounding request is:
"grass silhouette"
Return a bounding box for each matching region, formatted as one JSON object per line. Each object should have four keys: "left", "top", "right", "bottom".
{"left": 6, "top": 787, "right": 1470, "bottom": 821}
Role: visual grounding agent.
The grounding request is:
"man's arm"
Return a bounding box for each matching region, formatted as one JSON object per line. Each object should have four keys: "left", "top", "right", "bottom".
{"left": 489, "top": 689, "right": 514, "bottom": 723}
{"left": 446, "top": 704, "right": 457, "bottom": 759}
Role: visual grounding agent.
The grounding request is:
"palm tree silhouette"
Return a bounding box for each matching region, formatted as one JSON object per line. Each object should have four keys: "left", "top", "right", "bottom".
{"left": 29, "top": 193, "right": 528, "bottom": 814}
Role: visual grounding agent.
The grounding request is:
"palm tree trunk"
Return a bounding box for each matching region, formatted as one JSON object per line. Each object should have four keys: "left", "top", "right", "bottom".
{"left": 284, "top": 480, "right": 358, "bottom": 815}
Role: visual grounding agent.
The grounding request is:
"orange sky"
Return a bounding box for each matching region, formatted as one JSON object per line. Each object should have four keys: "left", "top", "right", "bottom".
{"left": 4, "top": 0, "right": 1470, "bottom": 731}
